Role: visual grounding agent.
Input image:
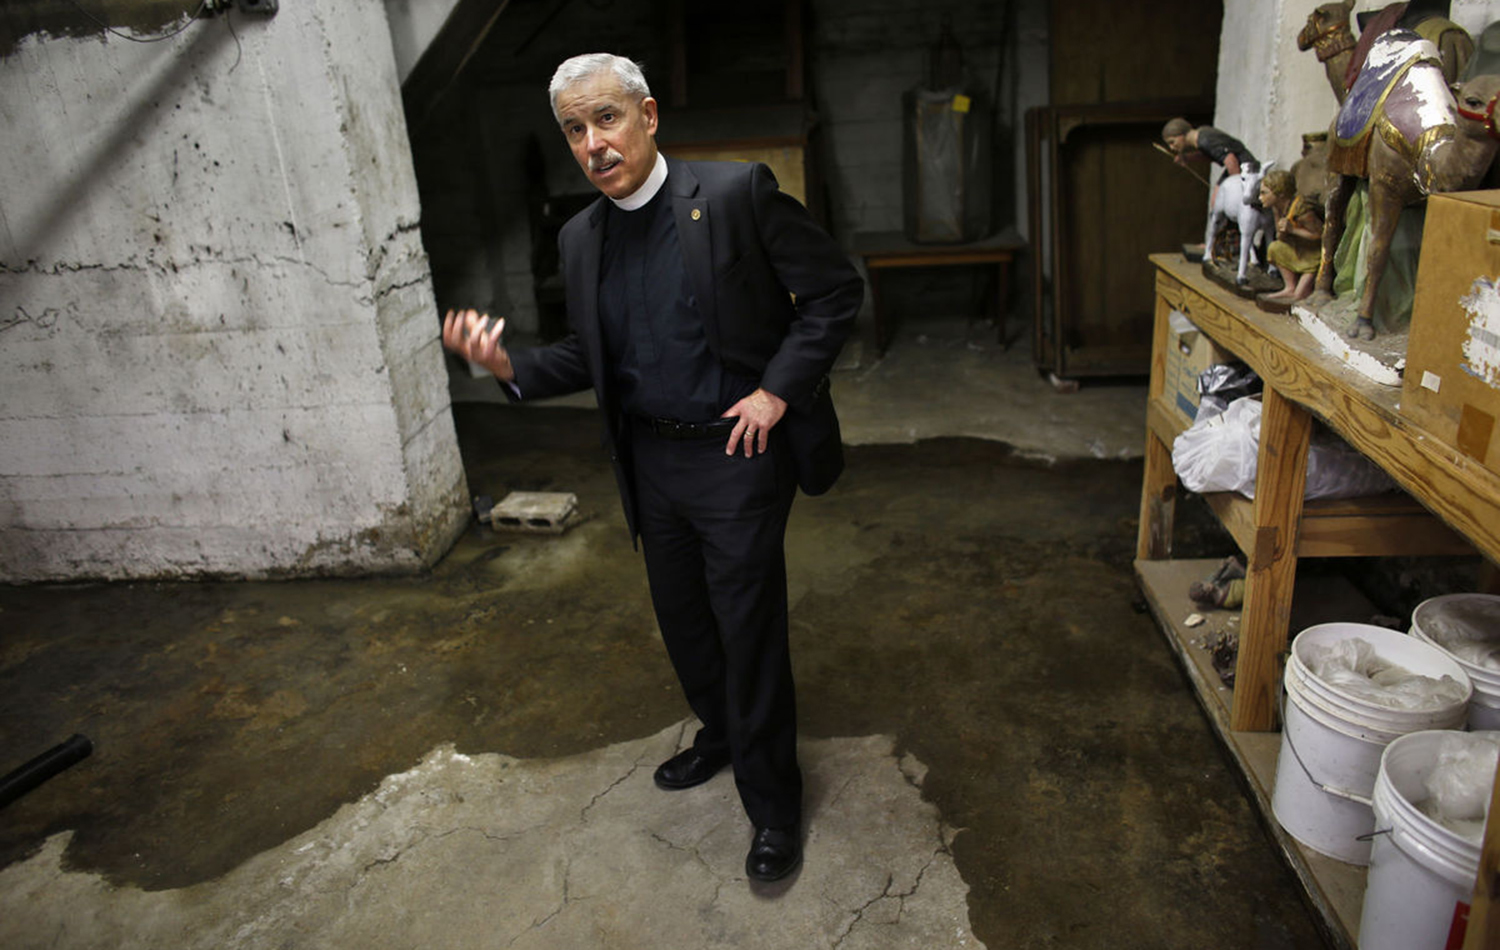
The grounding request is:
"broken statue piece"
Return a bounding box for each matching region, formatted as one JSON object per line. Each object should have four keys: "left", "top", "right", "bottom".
{"left": 1189, "top": 555, "right": 1246, "bottom": 610}
{"left": 1209, "top": 630, "right": 1239, "bottom": 688}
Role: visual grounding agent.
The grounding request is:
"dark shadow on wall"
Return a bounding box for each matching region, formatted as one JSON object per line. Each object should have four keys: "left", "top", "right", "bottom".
{"left": 0, "top": 11, "right": 235, "bottom": 271}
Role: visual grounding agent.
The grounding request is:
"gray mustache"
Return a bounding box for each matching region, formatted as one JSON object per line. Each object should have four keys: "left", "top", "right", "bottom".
{"left": 589, "top": 150, "right": 624, "bottom": 171}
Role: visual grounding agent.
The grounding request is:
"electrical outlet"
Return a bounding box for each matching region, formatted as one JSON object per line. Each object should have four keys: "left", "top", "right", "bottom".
{"left": 235, "top": 0, "right": 278, "bottom": 14}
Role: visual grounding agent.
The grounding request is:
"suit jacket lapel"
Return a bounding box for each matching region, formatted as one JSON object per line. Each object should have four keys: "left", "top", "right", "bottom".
{"left": 666, "top": 157, "right": 722, "bottom": 358}
{"left": 578, "top": 198, "right": 609, "bottom": 396}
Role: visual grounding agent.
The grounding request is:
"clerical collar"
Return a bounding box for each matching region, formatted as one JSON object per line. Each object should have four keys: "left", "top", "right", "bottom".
{"left": 610, "top": 151, "right": 668, "bottom": 211}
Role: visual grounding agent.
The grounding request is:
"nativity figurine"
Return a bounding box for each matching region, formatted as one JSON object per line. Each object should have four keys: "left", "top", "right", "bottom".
{"left": 1256, "top": 169, "right": 1323, "bottom": 312}
{"left": 1163, "top": 119, "right": 1273, "bottom": 290}
{"left": 1316, "top": 28, "right": 1500, "bottom": 339}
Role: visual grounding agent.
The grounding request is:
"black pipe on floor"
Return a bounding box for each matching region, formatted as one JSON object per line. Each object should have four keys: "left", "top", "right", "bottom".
{"left": 0, "top": 734, "right": 93, "bottom": 809}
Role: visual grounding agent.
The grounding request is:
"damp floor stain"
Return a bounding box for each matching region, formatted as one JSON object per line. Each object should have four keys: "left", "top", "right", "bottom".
{"left": 0, "top": 403, "right": 1328, "bottom": 949}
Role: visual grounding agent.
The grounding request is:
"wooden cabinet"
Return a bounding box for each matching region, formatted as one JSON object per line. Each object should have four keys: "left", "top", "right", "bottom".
{"left": 1029, "top": 0, "right": 1222, "bottom": 382}
{"left": 1136, "top": 254, "right": 1500, "bottom": 949}
{"left": 1027, "top": 101, "right": 1214, "bottom": 379}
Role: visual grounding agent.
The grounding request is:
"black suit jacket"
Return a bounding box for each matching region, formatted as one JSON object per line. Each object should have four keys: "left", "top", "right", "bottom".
{"left": 509, "top": 157, "right": 863, "bottom": 536}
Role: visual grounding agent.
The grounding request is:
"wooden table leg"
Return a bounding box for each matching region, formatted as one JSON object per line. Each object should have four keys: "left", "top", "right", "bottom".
{"left": 1138, "top": 290, "right": 1176, "bottom": 560}
{"left": 996, "top": 257, "right": 1013, "bottom": 349}
{"left": 1137, "top": 431, "right": 1177, "bottom": 560}
{"left": 1230, "top": 386, "right": 1312, "bottom": 732}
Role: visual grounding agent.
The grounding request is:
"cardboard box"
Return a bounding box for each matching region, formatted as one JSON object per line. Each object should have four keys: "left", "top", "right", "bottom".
{"left": 1404, "top": 190, "right": 1500, "bottom": 474}
{"left": 1165, "top": 309, "right": 1239, "bottom": 425}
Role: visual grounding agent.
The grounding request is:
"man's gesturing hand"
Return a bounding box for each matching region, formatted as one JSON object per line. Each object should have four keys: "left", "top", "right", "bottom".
{"left": 442, "top": 309, "right": 514, "bottom": 383}
{"left": 723, "top": 388, "right": 787, "bottom": 458}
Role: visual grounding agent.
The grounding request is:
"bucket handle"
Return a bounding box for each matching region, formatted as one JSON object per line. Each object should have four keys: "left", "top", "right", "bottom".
{"left": 1356, "top": 828, "right": 1392, "bottom": 842}
{"left": 1281, "top": 702, "right": 1375, "bottom": 807}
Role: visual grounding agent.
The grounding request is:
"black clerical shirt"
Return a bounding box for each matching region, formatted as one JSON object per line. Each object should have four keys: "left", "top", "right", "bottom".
{"left": 597, "top": 186, "right": 755, "bottom": 423}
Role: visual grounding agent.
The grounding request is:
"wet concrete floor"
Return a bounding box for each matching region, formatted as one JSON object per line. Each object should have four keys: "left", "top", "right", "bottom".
{"left": 0, "top": 328, "right": 1330, "bottom": 948}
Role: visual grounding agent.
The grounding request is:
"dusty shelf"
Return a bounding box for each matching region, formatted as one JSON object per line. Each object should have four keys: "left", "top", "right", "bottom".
{"left": 1136, "top": 557, "right": 1376, "bottom": 950}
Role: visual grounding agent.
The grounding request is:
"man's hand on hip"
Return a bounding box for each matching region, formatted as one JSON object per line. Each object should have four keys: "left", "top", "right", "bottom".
{"left": 442, "top": 309, "right": 514, "bottom": 383}
{"left": 723, "top": 388, "right": 787, "bottom": 458}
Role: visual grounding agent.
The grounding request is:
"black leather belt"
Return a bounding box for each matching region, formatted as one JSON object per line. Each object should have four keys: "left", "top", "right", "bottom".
{"left": 634, "top": 415, "right": 738, "bottom": 440}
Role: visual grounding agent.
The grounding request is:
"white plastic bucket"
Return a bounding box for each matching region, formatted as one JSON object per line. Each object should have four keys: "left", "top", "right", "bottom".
{"left": 1411, "top": 594, "right": 1500, "bottom": 729}
{"left": 1270, "top": 623, "right": 1472, "bottom": 865}
{"left": 1358, "top": 730, "right": 1496, "bottom": 950}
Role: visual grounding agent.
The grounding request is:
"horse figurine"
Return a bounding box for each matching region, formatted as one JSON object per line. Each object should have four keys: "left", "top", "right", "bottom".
{"left": 1316, "top": 30, "right": 1500, "bottom": 339}
{"left": 1205, "top": 163, "right": 1274, "bottom": 287}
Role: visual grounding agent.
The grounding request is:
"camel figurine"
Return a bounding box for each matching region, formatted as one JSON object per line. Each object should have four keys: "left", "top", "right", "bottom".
{"left": 1315, "top": 30, "right": 1500, "bottom": 340}
{"left": 1299, "top": 2, "right": 1472, "bottom": 104}
{"left": 1204, "top": 164, "right": 1274, "bottom": 287}
{"left": 1298, "top": 1, "right": 1358, "bottom": 104}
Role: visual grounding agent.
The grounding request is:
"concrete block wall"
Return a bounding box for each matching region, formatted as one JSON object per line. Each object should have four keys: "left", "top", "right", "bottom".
{"left": 806, "top": 0, "right": 1032, "bottom": 240}
{"left": 0, "top": 1, "right": 468, "bottom": 581}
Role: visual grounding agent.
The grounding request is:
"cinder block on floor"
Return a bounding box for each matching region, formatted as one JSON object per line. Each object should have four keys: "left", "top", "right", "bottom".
{"left": 484, "top": 491, "right": 579, "bottom": 534}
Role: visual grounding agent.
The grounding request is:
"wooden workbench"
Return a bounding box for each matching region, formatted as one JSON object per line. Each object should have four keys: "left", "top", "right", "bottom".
{"left": 1135, "top": 253, "right": 1500, "bottom": 949}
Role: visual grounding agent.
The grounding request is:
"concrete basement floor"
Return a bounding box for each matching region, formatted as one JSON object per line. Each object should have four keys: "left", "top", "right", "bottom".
{"left": 0, "top": 314, "right": 1331, "bottom": 948}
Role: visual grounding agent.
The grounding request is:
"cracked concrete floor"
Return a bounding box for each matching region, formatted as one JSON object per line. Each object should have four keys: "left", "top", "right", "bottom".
{"left": 0, "top": 728, "right": 974, "bottom": 949}
{"left": 0, "top": 324, "right": 1327, "bottom": 949}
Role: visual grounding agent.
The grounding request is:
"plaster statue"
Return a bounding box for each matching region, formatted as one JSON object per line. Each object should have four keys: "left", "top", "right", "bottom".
{"left": 1204, "top": 164, "right": 1274, "bottom": 287}
{"left": 1162, "top": 118, "right": 1258, "bottom": 177}
{"left": 1162, "top": 119, "right": 1267, "bottom": 285}
{"left": 1293, "top": 131, "right": 1332, "bottom": 207}
{"left": 1299, "top": 1, "right": 1358, "bottom": 104}
{"left": 1301, "top": 2, "right": 1472, "bottom": 106}
{"left": 1258, "top": 169, "right": 1323, "bottom": 309}
{"left": 1315, "top": 30, "right": 1500, "bottom": 340}
{"left": 1399, "top": 1, "right": 1474, "bottom": 84}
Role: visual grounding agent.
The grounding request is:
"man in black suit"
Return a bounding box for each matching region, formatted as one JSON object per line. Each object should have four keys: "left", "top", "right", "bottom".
{"left": 442, "top": 52, "right": 861, "bottom": 883}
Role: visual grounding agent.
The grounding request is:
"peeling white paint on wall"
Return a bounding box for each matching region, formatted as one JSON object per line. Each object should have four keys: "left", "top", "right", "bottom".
{"left": 1216, "top": 0, "right": 1341, "bottom": 176}
{"left": 0, "top": 1, "right": 468, "bottom": 581}
{"left": 1459, "top": 278, "right": 1500, "bottom": 386}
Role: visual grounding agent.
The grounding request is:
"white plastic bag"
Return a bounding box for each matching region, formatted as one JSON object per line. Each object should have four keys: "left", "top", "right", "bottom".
{"left": 1171, "top": 396, "right": 1396, "bottom": 499}
{"left": 1420, "top": 732, "right": 1500, "bottom": 843}
{"left": 1171, "top": 396, "right": 1260, "bottom": 495}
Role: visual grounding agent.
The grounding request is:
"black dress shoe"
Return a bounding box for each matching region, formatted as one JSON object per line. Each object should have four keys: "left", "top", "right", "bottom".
{"left": 745, "top": 824, "right": 802, "bottom": 882}
{"left": 653, "top": 747, "right": 730, "bottom": 790}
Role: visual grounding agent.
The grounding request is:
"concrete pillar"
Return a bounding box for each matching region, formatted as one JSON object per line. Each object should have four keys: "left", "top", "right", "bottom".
{"left": 0, "top": 1, "right": 468, "bottom": 581}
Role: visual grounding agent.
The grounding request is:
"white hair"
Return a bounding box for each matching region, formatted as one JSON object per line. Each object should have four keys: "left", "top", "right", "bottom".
{"left": 548, "top": 53, "right": 651, "bottom": 121}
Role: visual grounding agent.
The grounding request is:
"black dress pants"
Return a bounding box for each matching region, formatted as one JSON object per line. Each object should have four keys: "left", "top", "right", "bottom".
{"left": 631, "top": 423, "right": 802, "bottom": 829}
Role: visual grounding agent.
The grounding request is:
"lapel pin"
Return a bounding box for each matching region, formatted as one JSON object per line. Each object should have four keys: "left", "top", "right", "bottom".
{"left": 691, "top": 208, "right": 702, "bottom": 221}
